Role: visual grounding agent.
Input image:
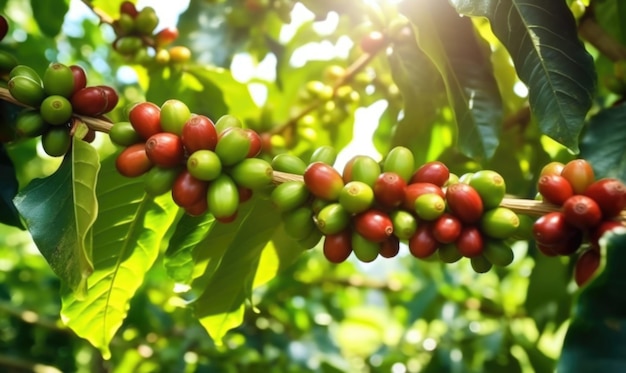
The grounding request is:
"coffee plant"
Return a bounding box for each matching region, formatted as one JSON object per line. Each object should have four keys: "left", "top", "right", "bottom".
{"left": 1, "top": 0, "right": 626, "bottom": 371}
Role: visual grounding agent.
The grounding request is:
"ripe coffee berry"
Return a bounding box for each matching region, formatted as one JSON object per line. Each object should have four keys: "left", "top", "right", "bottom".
{"left": 455, "top": 226, "right": 484, "bottom": 258}
{"left": 540, "top": 161, "right": 565, "bottom": 177}
{"left": 145, "top": 132, "right": 185, "bottom": 168}
{"left": 304, "top": 162, "right": 344, "bottom": 201}
{"left": 181, "top": 114, "right": 217, "bottom": 152}
{"left": 583, "top": 178, "right": 626, "bottom": 218}
{"left": 561, "top": 159, "right": 595, "bottom": 194}
{"left": 129, "top": 102, "right": 162, "bottom": 139}
{"left": 373, "top": 172, "right": 406, "bottom": 208}
{"left": 408, "top": 224, "right": 438, "bottom": 259}
{"left": 115, "top": 143, "right": 153, "bottom": 177}
{"left": 445, "top": 183, "right": 483, "bottom": 224}
{"left": 537, "top": 174, "right": 573, "bottom": 205}
{"left": 171, "top": 170, "right": 209, "bottom": 208}
{"left": 244, "top": 129, "right": 262, "bottom": 158}
{"left": 323, "top": 230, "right": 353, "bottom": 263}
{"left": 71, "top": 86, "right": 108, "bottom": 116}
{"left": 69, "top": 65, "right": 87, "bottom": 95}
{"left": 562, "top": 195, "right": 602, "bottom": 229}
{"left": 410, "top": 161, "right": 450, "bottom": 187}
{"left": 432, "top": 213, "right": 462, "bottom": 244}
{"left": 532, "top": 211, "right": 583, "bottom": 255}
{"left": 574, "top": 249, "right": 600, "bottom": 287}
{"left": 354, "top": 209, "right": 393, "bottom": 243}
{"left": 380, "top": 236, "right": 400, "bottom": 258}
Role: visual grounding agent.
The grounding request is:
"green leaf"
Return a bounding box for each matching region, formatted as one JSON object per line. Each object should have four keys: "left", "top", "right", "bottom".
{"left": 91, "top": 0, "right": 131, "bottom": 19}
{"left": 401, "top": 0, "right": 503, "bottom": 160}
{"left": 60, "top": 153, "right": 178, "bottom": 359}
{"left": 558, "top": 229, "right": 626, "bottom": 372}
{"left": 30, "top": 0, "right": 69, "bottom": 37}
{"left": 580, "top": 105, "right": 626, "bottom": 180}
{"left": 13, "top": 137, "right": 99, "bottom": 298}
{"left": 0, "top": 145, "right": 23, "bottom": 229}
{"left": 192, "top": 198, "right": 282, "bottom": 343}
{"left": 449, "top": 0, "right": 596, "bottom": 153}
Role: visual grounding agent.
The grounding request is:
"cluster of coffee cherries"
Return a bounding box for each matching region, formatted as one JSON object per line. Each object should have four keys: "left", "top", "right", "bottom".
{"left": 534, "top": 159, "right": 626, "bottom": 286}
{"left": 5, "top": 62, "right": 118, "bottom": 156}
{"left": 111, "top": 100, "right": 273, "bottom": 221}
{"left": 112, "top": 1, "right": 190, "bottom": 65}
{"left": 270, "top": 146, "right": 522, "bottom": 273}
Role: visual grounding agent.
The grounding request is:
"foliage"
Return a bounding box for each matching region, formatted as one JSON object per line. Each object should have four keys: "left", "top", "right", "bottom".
{"left": 0, "top": 0, "right": 625, "bottom": 371}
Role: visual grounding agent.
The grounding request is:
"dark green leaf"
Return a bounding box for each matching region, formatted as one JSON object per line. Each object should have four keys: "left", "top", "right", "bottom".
{"left": 0, "top": 145, "right": 23, "bottom": 229}
{"left": 14, "top": 137, "right": 99, "bottom": 297}
{"left": 558, "top": 229, "right": 626, "bottom": 372}
{"left": 450, "top": 0, "right": 596, "bottom": 152}
{"left": 30, "top": 0, "right": 69, "bottom": 37}
{"left": 401, "top": 0, "right": 503, "bottom": 160}
{"left": 580, "top": 104, "right": 626, "bottom": 180}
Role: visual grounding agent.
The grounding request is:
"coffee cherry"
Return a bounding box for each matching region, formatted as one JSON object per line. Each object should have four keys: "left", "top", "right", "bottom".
{"left": 354, "top": 209, "right": 393, "bottom": 243}
{"left": 532, "top": 211, "right": 582, "bottom": 254}
{"left": 8, "top": 75, "right": 45, "bottom": 107}
{"left": 537, "top": 174, "right": 574, "bottom": 206}
{"left": 561, "top": 159, "right": 595, "bottom": 194}
{"left": 410, "top": 161, "right": 449, "bottom": 187}
{"left": 0, "top": 50, "right": 18, "bottom": 74}
{"left": 297, "top": 229, "right": 323, "bottom": 250}
{"left": 562, "top": 195, "right": 602, "bottom": 229}
{"left": 483, "top": 239, "right": 514, "bottom": 267}
{"left": 115, "top": 143, "right": 153, "bottom": 177}
{"left": 390, "top": 210, "right": 417, "bottom": 240}
{"left": 468, "top": 170, "right": 506, "bottom": 209}
{"left": 438, "top": 244, "right": 463, "bottom": 263}
{"left": 283, "top": 207, "right": 315, "bottom": 240}
{"left": 144, "top": 166, "right": 181, "bottom": 196}
{"left": 383, "top": 146, "right": 414, "bottom": 182}
{"left": 187, "top": 150, "right": 222, "bottom": 181}
{"left": 243, "top": 129, "right": 262, "bottom": 158}
{"left": 342, "top": 155, "right": 380, "bottom": 186}
{"left": 215, "top": 114, "right": 243, "bottom": 134}
{"left": 408, "top": 224, "right": 438, "bottom": 258}
{"left": 574, "top": 248, "right": 600, "bottom": 287}
{"left": 0, "top": 15, "right": 8, "bottom": 41}
{"left": 373, "top": 172, "right": 406, "bottom": 209}
{"left": 480, "top": 207, "right": 520, "bottom": 239}
{"left": 339, "top": 181, "right": 374, "bottom": 214}
{"left": 455, "top": 226, "right": 484, "bottom": 257}
{"left": 540, "top": 161, "right": 565, "bottom": 177}
{"left": 40, "top": 95, "right": 72, "bottom": 125}
{"left": 169, "top": 46, "right": 192, "bottom": 64}
{"left": 316, "top": 203, "right": 351, "bottom": 235}
{"left": 215, "top": 127, "right": 251, "bottom": 166}
{"left": 432, "top": 213, "right": 462, "bottom": 244}
{"left": 10, "top": 65, "right": 42, "bottom": 83}
{"left": 512, "top": 214, "right": 535, "bottom": 241}
{"left": 185, "top": 197, "right": 209, "bottom": 217}
{"left": 145, "top": 132, "right": 184, "bottom": 168}
{"left": 135, "top": 6, "right": 159, "bottom": 35}
{"left": 208, "top": 174, "right": 240, "bottom": 220}
{"left": 351, "top": 232, "right": 380, "bottom": 263}
{"left": 238, "top": 186, "right": 254, "bottom": 204}
{"left": 42, "top": 63, "right": 75, "bottom": 98}
{"left": 155, "top": 27, "right": 179, "bottom": 46}
{"left": 110, "top": 121, "right": 143, "bottom": 146}
{"left": 303, "top": 162, "right": 344, "bottom": 201}
{"left": 309, "top": 145, "right": 337, "bottom": 166}
{"left": 470, "top": 255, "right": 492, "bottom": 274}
{"left": 271, "top": 153, "right": 307, "bottom": 175}
{"left": 97, "top": 85, "right": 119, "bottom": 113}
{"left": 116, "top": 13, "right": 136, "bottom": 35}
{"left": 158, "top": 99, "right": 190, "bottom": 135}
{"left": 445, "top": 183, "right": 484, "bottom": 224}
{"left": 584, "top": 178, "right": 626, "bottom": 218}
{"left": 380, "top": 236, "right": 400, "bottom": 258}
{"left": 403, "top": 182, "right": 444, "bottom": 211}
{"left": 15, "top": 110, "right": 48, "bottom": 138}
{"left": 589, "top": 221, "right": 624, "bottom": 247}
{"left": 41, "top": 127, "right": 71, "bottom": 157}
{"left": 69, "top": 65, "right": 87, "bottom": 95}
{"left": 71, "top": 87, "right": 108, "bottom": 116}
{"left": 180, "top": 114, "right": 217, "bottom": 152}
{"left": 81, "top": 129, "right": 96, "bottom": 143}
{"left": 271, "top": 181, "right": 309, "bottom": 212}
{"left": 360, "top": 30, "right": 387, "bottom": 54}
{"left": 323, "top": 230, "right": 353, "bottom": 263}
{"left": 114, "top": 36, "right": 143, "bottom": 55}
{"left": 229, "top": 158, "right": 274, "bottom": 190}
{"left": 120, "top": 1, "right": 139, "bottom": 17}
{"left": 414, "top": 193, "right": 446, "bottom": 221}
{"left": 129, "top": 102, "right": 162, "bottom": 139}
{"left": 171, "top": 170, "right": 209, "bottom": 208}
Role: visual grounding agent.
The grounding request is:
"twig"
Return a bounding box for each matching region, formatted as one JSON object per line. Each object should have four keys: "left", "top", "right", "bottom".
{"left": 579, "top": 16, "right": 626, "bottom": 62}
{"left": 80, "top": 0, "right": 114, "bottom": 25}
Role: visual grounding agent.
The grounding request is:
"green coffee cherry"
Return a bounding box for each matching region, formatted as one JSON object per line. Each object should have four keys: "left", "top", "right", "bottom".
{"left": 438, "top": 244, "right": 463, "bottom": 263}
{"left": 338, "top": 181, "right": 374, "bottom": 214}
{"left": 115, "top": 36, "right": 143, "bottom": 55}
{"left": 0, "top": 50, "right": 18, "bottom": 73}
{"left": 351, "top": 232, "right": 379, "bottom": 263}
{"left": 215, "top": 114, "right": 243, "bottom": 134}
{"left": 215, "top": 127, "right": 250, "bottom": 166}
{"left": 135, "top": 6, "right": 159, "bottom": 35}
{"left": 207, "top": 174, "right": 240, "bottom": 220}
{"left": 390, "top": 210, "right": 417, "bottom": 240}
{"left": 271, "top": 181, "right": 310, "bottom": 212}
{"left": 414, "top": 193, "right": 446, "bottom": 221}
{"left": 480, "top": 207, "right": 520, "bottom": 239}
{"left": 41, "top": 127, "right": 71, "bottom": 157}
{"left": 144, "top": 167, "right": 181, "bottom": 196}
{"left": 43, "top": 63, "right": 75, "bottom": 98}
{"left": 15, "top": 110, "right": 48, "bottom": 138}
{"left": 229, "top": 158, "right": 274, "bottom": 190}
{"left": 383, "top": 146, "right": 414, "bottom": 182}
{"left": 109, "top": 121, "right": 143, "bottom": 146}
{"left": 160, "top": 99, "right": 191, "bottom": 135}
{"left": 8, "top": 75, "right": 45, "bottom": 107}
{"left": 40, "top": 95, "right": 73, "bottom": 125}
{"left": 10, "top": 65, "right": 42, "bottom": 83}
{"left": 315, "top": 203, "right": 350, "bottom": 235}
{"left": 283, "top": 206, "right": 315, "bottom": 240}
{"left": 483, "top": 239, "right": 514, "bottom": 267}
{"left": 470, "top": 254, "right": 493, "bottom": 274}
{"left": 346, "top": 155, "right": 380, "bottom": 187}
{"left": 297, "top": 229, "right": 323, "bottom": 250}
{"left": 187, "top": 150, "right": 222, "bottom": 181}
{"left": 271, "top": 153, "right": 307, "bottom": 175}
{"left": 469, "top": 170, "right": 507, "bottom": 209}
{"left": 309, "top": 145, "right": 337, "bottom": 166}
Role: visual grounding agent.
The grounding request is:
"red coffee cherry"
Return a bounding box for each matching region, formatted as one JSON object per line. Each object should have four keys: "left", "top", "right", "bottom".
{"left": 445, "top": 183, "right": 484, "bottom": 224}
{"left": 403, "top": 182, "right": 444, "bottom": 211}
{"left": 561, "top": 159, "right": 595, "bottom": 194}
{"left": 181, "top": 114, "right": 218, "bottom": 152}
{"left": 71, "top": 86, "right": 108, "bottom": 116}
{"left": 185, "top": 197, "right": 208, "bottom": 217}
{"left": 303, "top": 162, "right": 344, "bottom": 201}
{"left": 69, "top": 65, "right": 87, "bottom": 95}
{"left": 373, "top": 172, "right": 406, "bottom": 209}
{"left": 532, "top": 211, "right": 583, "bottom": 255}
{"left": 354, "top": 209, "right": 393, "bottom": 243}
{"left": 120, "top": 1, "right": 139, "bottom": 17}
{"left": 562, "top": 195, "right": 602, "bottom": 230}
{"left": 380, "top": 236, "right": 400, "bottom": 259}
{"left": 244, "top": 128, "right": 262, "bottom": 158}
{"left": 97, "top": 85, "right": 119, "bottom": 114}
{"left": 0, "top": 15, "right": 8, "bottom": 41}
{"left": 323, "top": 230, "right": 353, "bottom": 264}
{"left": 360, "top": 30, "right": 387, "bottom": 54}
{"left": 537, "top": 174, "right": 574, "bottom": 205}
{"left": 574, "top": 249, "right": 601, "bottom": 287}
{"left": 129, "top": 102, "right": 162, "bottom": 140}
{"left": 171, "top": 170, "right": 209, "bottom": 208}
{"left": 590, "top": 220, "right": 625, "bottom": 246}
{"left": 455, "top": 226, "right": 484, "bottom": 258}
{"left": 408, "top": 224, "right": 438, "bottom": 259}
{"left": 155, "top": 27, "right": 179, "bottom": 46}
{"left": 145, "top": 132, "right": 185, "bottom": 168}
{"left": 432, "top": 213, "right": 462, "bottom": 244}
{"left": 115, "top": 143, "right": 153, "bottom": 177}
{"left": 410, "top": 161, "right": 450, "bottom": 187}
{"left": 584, "top": 178, "right": 626, "bottom": 218}
{"left": 540, "top": 161, "right": 565, "bottom": 177}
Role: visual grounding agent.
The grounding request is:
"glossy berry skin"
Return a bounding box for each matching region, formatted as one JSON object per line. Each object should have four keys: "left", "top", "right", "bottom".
{"left": 383, "top": 146, "right": 414, "bottom": 182}
{"left": 0, "top": 15, "right": 8, "bottom": 41}
{"left": 120, "top": 1, "right": 138, "bottom": 17}
{"left": 230, "top": 158, "right": 274, "bottom": 190}
{"left": 185, "top": 197, "right": 208, "bottom": 217}
{"left": 373, "top": 172, "right": 406, "bottom": 209}
{"left": 8, "top": 75, "right": 45, "bottom": 107}
{"left": 445, "top": 183, "right": 484, "bottom": 224}
{"left": 455, "top": 226, "right": 484, "bottom": 258}
{"left": 323, "top": 230, "right": 353, "bottom": 263}
{"left": 410, "top": 161, "right": 449, "bottom": 187}
{"left": 187, "top": 150, "right": 222, "bottom": 181}
{"left": 360, "top": 31, "right": 387, "bottom": 54}
{"left": 538, "top": 174, "right": 574, "bottom": 206}
{"left": 561, "top": 159, "right": 595, "bottom": 195}
{"left": 109, "top": 121, "right": 143, "bottom": 146}
{"left": 309, "top": 145, "right": 337, "bottom": 166}
{"left": 208, "top": 174, "right": 240, "bottom": 221}
{"left": 468, "top": 170, "right": 506, "bottom": 209}
{"left": 574, "top": 249, "right": 601, "bottom": 287}
{"left": 271, "top": 181, "right": 310, "bottom": 212}
{"left": 41, "top": 127, "right": 71, "bottom": 157}
{"left": 532, "top": 211, "right": 583, "bottom": 255}
{"left": 414, "top": 193, "right": 446, "bottom": 221}
{"left": 40, "top": 95, "right": 73, "bottom": 125}
{"left": 408, "top": 224, "right": 438, "bottom": 259}
{"left": 354, "top": 209, "right": 393, "bottom": 243}
{"left": 390, "top": 210, "right": 417, "bottom": 240}
{"left": 160, "top": 99, "right": 191, "bottom": 135}
{"left": 352, "top": 232, "right": 380, "bottom": 263}
{"left": 303, "top": 162, "right": 344, "bottom": 201}
{"left": 171, "top": 170, "right": 209, "bottom": 208}
{"left": 432, "top": 213, "right": 462, "bottom": 244}
{"left": 244, "top": 129, "right": 262, "bottom": 158}
{"left": 215, "top": 127, "right": 251, "bottom": 166}
{"left": 71, "top": 87, "right": 108, "bottom": 117}
{"left": 479, "top": 207, "right": 520, "bottom": 239}
{"left": 129, "top": 102, "right": 162, "bottom": 140}
{"left": 562, "top": 195, "right": 602, "bottom": 230}
{"left": 43, "top": 63, "right": 75, "bottom": 98}
{"left": 540, "top": 161, "right": 565, "bottom": 177}
{"left": 584, "top": 178, "right": 626, "bottom": 218}
{"left": 145, "top": 132, "right": 185, "bottom": 168}
{"left": 380, "top": 236, "right": 400, "bottom": 258}
{"left": 403, "top": 182, "right": 444, "bottom": 211}
{"left": 144, "top": 166, "right": 181, "bottom": 196}
{"left": 115, "top": 143, "right": 153, "bottom": 177}
{"left": 97, "top": 85, "right": 119, "bottom": 113}
{"left": 69, "top": 65, "right": 87, "bottom": 95}
{"left": 339, "top": 181, "right": 374, "bottom": 214}
{"left": 181, "top": 115, "right": 217, "bottom": 152}
{"left": 342, "top": 155, "right": 380, "bottom": 186}
{"left": 590, "top": 221, "right": 624, "bottom": 246}
{"left": 155, "top": 27, "right": 179, "bottom": 46}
